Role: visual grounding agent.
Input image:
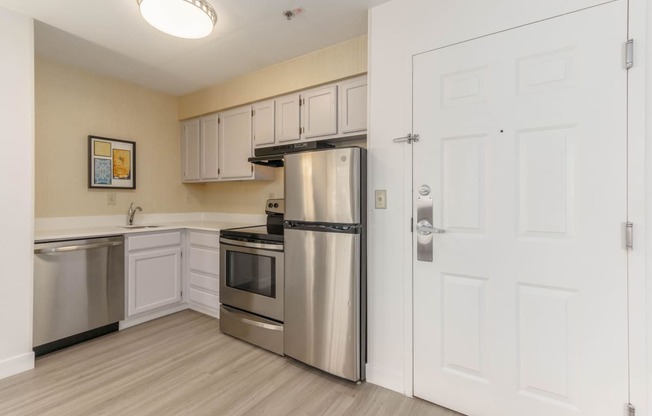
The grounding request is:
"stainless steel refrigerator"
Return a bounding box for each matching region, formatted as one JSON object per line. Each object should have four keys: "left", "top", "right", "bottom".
{"left": 283, "top": 146, "right": 366, "bottom": 382}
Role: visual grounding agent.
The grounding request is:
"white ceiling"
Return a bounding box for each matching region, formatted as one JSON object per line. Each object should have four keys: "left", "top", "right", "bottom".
{"left": 0, "top": 0, "right": 389, "bottom": 96}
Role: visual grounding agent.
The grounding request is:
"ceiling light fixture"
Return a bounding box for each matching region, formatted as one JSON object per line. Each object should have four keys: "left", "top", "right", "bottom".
{"left": 138, "top": 0, "right": 217, "bottom": 39}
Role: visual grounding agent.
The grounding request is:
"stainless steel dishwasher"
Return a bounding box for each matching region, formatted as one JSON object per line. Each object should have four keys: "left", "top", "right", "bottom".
{"left": 33, "top": 236, "right": 125, "bottom": 356}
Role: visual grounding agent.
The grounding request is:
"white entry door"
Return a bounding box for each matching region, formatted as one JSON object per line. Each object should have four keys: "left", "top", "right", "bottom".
{"left": 412, "top": 3, "right": 629, "bottom": 416}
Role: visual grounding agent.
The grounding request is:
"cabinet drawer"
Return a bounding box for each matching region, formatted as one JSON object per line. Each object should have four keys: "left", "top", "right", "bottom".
{"left": 189, "top": 247, "right": 219, "bottom": 277}
{"left": 189, "top": 231, "right": 220, "bottom": 248}
{"left": 128, "top": 231, "right": 182, "bottom": 252}
{"left": 189, "top": 271, "right": 220, "bottom": 293}
{"left": 189, "top": 287, "right": 219, "bottom": 311}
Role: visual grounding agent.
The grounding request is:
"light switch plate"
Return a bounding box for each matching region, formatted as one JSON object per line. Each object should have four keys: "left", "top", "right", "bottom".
{"left": 107, "top": 192, "right": 116, "bottom": 206}
{"left": 375, "top": 190, "right": 387, "bottom": 209}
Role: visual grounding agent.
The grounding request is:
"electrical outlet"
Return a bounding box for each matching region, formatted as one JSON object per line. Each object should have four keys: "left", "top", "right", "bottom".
{"left": 375, "top": 190, "right": 387, "bottom": 209}
{"left": 107, "top": 192, "right": 116, "bottom": 206}
{"left": 186, "top": 192, "right": 192, "bottom": 204}
{"left": 268, "top": 192, "right": 275, "bottom": 199}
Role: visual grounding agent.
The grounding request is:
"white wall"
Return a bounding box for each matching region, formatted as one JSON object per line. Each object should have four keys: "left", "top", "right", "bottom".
{"left": 366, "top": 0, "right": 648, "bottom": 405}
{"left": 0, "top": 7, "right": 35, "bottom": 378}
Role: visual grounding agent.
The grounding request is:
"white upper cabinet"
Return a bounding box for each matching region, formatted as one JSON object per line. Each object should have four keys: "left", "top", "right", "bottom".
{"left": 181, "top": 119, "right": 201, "bottom": 182}
{"left": 182, "top": 114, "right": 220, "bottom": 183}
{"left": 200, "top": 113, "right": 219, "bottom": 180}
{"left": 301, "top": 85, "right": 338, "bottom": 140}
{"left": 219, "top": 106, "right": 254, "bottom": 179}
{"left": 181, "top": 107, "right": 273, "bottom": 183}
{"left": 253, "top": 100, "right": 276, "bottom": 148}
{"left": 275, "top": 94, "right": 301, "bottom": 143}
{"left": 181, "top": 76, "right": 367, "bottom": 167}
{"left": 218, "top": 105, "right": 274, "bottom": 181}
{"left": 338, "top": 76, "right": 367, "bottom": 135}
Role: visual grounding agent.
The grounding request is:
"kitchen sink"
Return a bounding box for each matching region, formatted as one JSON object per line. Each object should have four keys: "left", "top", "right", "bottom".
{"left": 120, "top": 225, "right": 161, "bottom": 229}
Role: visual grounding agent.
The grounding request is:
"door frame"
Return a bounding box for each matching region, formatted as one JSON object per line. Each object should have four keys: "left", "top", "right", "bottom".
{"left": 626, "top": 0, "right": 648, "bottom": 414}
{"left": 399, "top": 2, "right": 649, "bottom": 413}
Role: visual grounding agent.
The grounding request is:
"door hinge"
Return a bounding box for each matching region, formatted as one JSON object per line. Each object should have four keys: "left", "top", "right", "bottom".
{"left": 251, "top": 165, "right": 254, "bottom": 173}
{"left": 218, "top": 168, "right": 221, "bottom": 175}
{"left": 218, "top": 118, "right": 221, "bottom": 124}
{"left": 626, "top": 222, "right": 634, "bottom": 250}
{"left": 410, "top": 217, "right": 413, "bottom": 233}
{"left": 628, "top": 403, "right": 635, "bottom": 416}
{"left": 626, "top": 39, "right": 634, "bottom": 69}
{"left": 252, "top": 109, "right": 255, "bottom": 117}
{"left": 299, "top": 98, "right": 302, "bottom": 107}
{"left": 394, "top": 133, "right": 420, "bottom": 144}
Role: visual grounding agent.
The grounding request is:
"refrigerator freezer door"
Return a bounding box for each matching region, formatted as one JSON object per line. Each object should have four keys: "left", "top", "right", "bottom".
{"left": 284, "top": 228, "right": 361, "bottom": 381}
{"left": 284, "top": 147, "right": 361, "bottom": 224}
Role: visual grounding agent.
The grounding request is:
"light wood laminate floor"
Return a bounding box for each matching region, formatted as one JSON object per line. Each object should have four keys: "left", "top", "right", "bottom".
{"left": 0, "top": 310, "right": 461, "bottom": 416}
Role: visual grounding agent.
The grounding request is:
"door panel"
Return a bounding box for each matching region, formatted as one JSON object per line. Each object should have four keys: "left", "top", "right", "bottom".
{"left": 275, "top": 94, "right": 301, "bottom": 143}
{"left": 283, "top": 228, "right": 361, "bottom": 381}
{"left": 219, "top": 106, "right": 253, "bottom": 179}
{"left": 284, "top": 148, "right": 361, "bottom": 224}
{"left": 412, "top": 3, "right": 628, "bottom": 416}
{"left": 200, "top": 114, "right": 219, "bottom": 180}
{"left": 301, "top": 85, "right": 338, "bottom": 139}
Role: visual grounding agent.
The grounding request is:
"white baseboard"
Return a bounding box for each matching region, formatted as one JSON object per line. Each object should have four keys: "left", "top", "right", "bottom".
{"left": 119, "top": 303, "right": 189, "bottom": 330}
{"left": 365, "top": 363, "right": 406, "bottom": 395}
{"left": 0, "top": 351, "right": 34, "bottom": 380}
{"left": 189, "top": 303, "right": 220, "bottom": 319}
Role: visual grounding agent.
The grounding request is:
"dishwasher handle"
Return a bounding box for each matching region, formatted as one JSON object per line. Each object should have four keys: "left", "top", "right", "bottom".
{"left": 34, "top": 241, "right": 123, "bottom": 255}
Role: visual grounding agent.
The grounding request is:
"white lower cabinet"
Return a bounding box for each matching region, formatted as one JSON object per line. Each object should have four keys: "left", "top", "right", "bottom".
{"left": 185, "top": 230, "right": 220, "bottom": 318}
{"left": 125, "top": 231, "right": 183, "bottom": 321}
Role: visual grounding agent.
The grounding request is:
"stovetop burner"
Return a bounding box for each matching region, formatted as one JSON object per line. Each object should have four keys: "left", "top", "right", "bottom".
{"left": 220, "top": 225, "right": 283, "bottom": 244}
{"left": 220, "top": 199, "right": 284, "bottom": 244}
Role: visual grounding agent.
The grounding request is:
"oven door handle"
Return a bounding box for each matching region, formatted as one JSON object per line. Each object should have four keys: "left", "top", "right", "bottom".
{"left": 219, "top": 237, "right": 283, "bottom": 251}
{"left": 221, "top": 306, "right": 283, "bottom": 331}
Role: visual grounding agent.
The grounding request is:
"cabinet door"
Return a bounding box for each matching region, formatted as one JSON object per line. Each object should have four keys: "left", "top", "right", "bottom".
{"left": 275, "top": 94, "right": 301, "bottom": 143}
{"left": 128, "top": 246, "right": 182, "bottom": 316}
{"left": 186, "top": 231, "right": 220, "bottom": 316}
{"left": 338, "top": 77, "right": 367, "bottom": 134}
{"left": 181, "top": 119, "right": 200, "bottom": 181}
{"left": 253, "top": 100, "right": 275, "bottom": 147}
{"left": 219, "top": 106, "right": 253, "bottom": 179}
{"left": 301, "top": 85, "right": 337, "bottom": 139}
{"left": 200, "top": 113, "right": 219, "bottom": 180}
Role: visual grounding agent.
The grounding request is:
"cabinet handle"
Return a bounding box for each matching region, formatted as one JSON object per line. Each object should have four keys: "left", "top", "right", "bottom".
{"left": 35, "top": 241, "right": 123, "bottom": 254}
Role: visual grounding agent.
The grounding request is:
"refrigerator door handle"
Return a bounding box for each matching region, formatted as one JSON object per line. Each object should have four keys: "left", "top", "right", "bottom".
{"left": 284, "top": 221, "right": 361, "bottom": 234}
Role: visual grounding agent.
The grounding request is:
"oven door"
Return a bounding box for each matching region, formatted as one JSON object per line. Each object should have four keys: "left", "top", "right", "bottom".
{"left": 219, "top": 237, "right": 284, "bottom": 322}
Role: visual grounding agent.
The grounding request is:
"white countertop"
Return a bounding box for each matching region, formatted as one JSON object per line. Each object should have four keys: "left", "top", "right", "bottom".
{"left": 35, "top": 212, "right": 267, "bottom": 242}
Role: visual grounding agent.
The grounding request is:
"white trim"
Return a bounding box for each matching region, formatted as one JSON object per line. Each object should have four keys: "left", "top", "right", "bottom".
{"left": 119, "top": 303, "right": 189, "bottom": 330}
{"left": 0, "top": 352, "right": 34, "bottom": 380}
{"left": 365, "top": 363, "right": 406, "bottom": 393}
{"left": 402, "top": 47, "right": 415, "bottom": 397}
{"left": 628, "top": 0, "right": 649, "bottom": 412}
{"left": 189, "top": 303, "right": 220, "bottom": 319}
{"left": 634, "top": 0, "right": 652, "bottom": 413}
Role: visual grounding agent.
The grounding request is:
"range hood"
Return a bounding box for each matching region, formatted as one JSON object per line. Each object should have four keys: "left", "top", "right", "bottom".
{"left": 248, "top": 142, "right": 334, "bottom": 167}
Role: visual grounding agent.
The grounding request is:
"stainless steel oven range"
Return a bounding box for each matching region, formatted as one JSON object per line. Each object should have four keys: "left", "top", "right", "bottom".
{"left": 219, "top": 199, "right": 284, "bottom": 355}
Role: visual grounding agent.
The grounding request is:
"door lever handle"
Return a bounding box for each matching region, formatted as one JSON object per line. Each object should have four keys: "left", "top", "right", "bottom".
{"left": 416, "top": 219, "right": 446, "bottom": 235}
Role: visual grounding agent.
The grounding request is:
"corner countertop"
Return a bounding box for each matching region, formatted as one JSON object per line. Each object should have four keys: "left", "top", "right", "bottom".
{"left": 34, "top": 213, "right": 267, "bottom": 243}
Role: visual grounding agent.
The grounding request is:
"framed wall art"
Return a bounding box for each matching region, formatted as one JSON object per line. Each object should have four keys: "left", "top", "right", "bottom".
{"left": 88, "top": 135, "right": 136, "bottom": 189}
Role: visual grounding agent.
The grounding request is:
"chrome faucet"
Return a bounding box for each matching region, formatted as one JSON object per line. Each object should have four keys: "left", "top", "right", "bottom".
{"left": 127, "top": 202, "right": 142, "bottom": 225}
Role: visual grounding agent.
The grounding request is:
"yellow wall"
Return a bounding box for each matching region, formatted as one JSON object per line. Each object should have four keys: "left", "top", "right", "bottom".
{"left": 35, "top": 59, "right": 200, "bottom": 218}
{"left": 35, "top": 34, "right": 367, "bottom": 218}
{"left": 178, "top": 35, "right": 367, "bottom": 120}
